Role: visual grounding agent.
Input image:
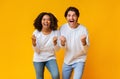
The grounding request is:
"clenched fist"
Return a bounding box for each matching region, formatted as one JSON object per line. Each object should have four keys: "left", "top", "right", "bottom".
{"left": 32, "top": 35, "right": 36, "bottom": 46}
{"left": 80, "top": 35, "right": 87, "bottom": 46}
{"left": 53, "top": 36, "right": 58, "bottom": 46}
{"left": 60, "top": 36, "right": 66, "bottom": 46}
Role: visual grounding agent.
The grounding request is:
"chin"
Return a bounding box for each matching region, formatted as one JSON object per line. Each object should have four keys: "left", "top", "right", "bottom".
{"left": 69, "top": 23, "right": 75, "bottom": 27}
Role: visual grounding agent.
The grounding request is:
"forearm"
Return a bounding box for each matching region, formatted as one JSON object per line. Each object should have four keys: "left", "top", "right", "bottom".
{"left": 54, "top": 45, "right": 60, "bottom": 52}
{"left": 32, "top": 46, "right": 40, "bottom": 53}
{"left": 74, "top": 45, "right": 89, "bottom": 58}
{"left": 82, "top": 45, "right": 89, "bottom": 54}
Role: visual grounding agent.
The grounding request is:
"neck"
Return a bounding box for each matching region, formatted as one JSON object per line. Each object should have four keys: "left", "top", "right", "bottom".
{"left": 70, "top": 23, "right": 79, "bottom": 28}
{"left": 41, "top": 29, "right": 51, "bottom": 35}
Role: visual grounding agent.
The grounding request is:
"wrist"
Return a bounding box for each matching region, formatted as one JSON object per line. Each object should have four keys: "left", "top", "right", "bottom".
{"left": 82, "top": 42, "right": 86, "bottom": 46}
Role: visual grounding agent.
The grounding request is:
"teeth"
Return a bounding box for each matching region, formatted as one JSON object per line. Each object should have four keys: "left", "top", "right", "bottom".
{"left": 44, "top": 24, "right": 48, "bottom": 26}
{"left": 70, "top": 20, "right": 74, "bottom": 22}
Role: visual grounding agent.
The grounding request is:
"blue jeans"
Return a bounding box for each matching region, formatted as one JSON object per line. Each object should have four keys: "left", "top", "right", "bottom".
{"left": 62, "top": 62, "right": 85, "bottom": 79}
{"left": 33, "top": 59, "right": 60, "bottom": 79}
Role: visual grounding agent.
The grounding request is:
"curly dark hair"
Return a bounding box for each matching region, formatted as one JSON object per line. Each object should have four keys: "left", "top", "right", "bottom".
{"left": 33, "top": 12, "right": 58, "bottom": 31}
{"left": 64, "top": 6, "right": 80, "bottom": 17}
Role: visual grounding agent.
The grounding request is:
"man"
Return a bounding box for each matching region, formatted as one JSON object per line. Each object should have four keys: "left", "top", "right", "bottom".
{"left": 59, "top": 6, "right": 89, "bottom": 79}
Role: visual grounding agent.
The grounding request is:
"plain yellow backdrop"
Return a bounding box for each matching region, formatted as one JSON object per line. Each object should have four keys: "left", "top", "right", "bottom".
{"left": 0, "top": 0, "right": 120, "bottom": 79}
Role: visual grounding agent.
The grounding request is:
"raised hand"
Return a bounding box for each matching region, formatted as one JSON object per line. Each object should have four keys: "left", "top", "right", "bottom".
{"left": 80, "top": 35, "right": 87, "bottom": 46}
{"left": 60, "top": 36, "right": 66, "bottom": 46}
{"left": 32, "top": 35, "right": 36, "bottom": 46}
{"left": 53, "top": 36, "right": 58, "bottom": 46}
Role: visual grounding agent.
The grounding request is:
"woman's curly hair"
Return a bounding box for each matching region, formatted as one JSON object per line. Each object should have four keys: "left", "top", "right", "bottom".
{"left": 33, "top": 12, "right": 58, "bottom": 31}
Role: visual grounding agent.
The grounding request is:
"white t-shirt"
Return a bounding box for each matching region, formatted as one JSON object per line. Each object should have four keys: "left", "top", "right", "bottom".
{"left": 32, "top": 30, "right": 60, "bottom": 62}
{"left": 60, "top": 23, "right": 89, "bottom": 65}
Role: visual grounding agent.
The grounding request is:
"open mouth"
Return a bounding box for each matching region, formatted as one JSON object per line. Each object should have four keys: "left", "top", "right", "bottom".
{"left": 69, "top": 20, "right": 75, "bottom": 24}
{"left": 69, "top": 20, "right": 74, "bottom": 22}
{"left": 43, "top": 23, "right": 49, "bottom": 26}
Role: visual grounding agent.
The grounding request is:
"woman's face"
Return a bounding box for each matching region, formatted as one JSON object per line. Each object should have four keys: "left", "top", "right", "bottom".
{"left": 41, "top": 14, "right": 51, "bottom": 30}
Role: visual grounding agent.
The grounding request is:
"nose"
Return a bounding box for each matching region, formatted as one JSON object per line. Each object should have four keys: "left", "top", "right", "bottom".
{"left": 69, "top": 16, "right": 74, "bottom": 20}
{"left": 44, "top": 20, "right": 49, "bottom": 24}
{"left": 45, "top": 19, "right": 48, "bottom": 22}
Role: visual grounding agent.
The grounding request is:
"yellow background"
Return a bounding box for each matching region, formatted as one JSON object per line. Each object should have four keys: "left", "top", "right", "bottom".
{"left": 0, "top": 0, "right": 120, "bottom": 79}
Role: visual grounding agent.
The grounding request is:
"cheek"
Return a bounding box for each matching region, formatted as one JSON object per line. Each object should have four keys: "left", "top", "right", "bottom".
{"left": 48, "top": 21, "right": 51, "bottom": 24}
{"left": 74, "top": 18, "right": 78, "bottom": 22}
{"left": 41, "top": 20, "right": 43, "bottom": 24}
{"left": 66, "top": 17, "right": 69, "bottom": 21}
{"left": 48, "top": 22, "right": 51, "bottom": 27}
{"left": 73, "top": 17, "right": 78, "bottom": 20}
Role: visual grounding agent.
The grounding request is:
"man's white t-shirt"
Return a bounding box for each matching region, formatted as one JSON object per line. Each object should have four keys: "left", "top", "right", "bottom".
{"left": 60, "top": 23, "right": 89, "bottom": 65}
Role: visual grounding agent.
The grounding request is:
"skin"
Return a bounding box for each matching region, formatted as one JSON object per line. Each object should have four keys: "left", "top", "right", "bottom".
{"left": 41, "top": 15, "right": 51, "bottom": 35}
{"left": 59, "top": 36, "right": 66, "bottom": 46}
{"left": 53, "top": 36, "right": 57, "bottom": 46}
{"left": 66, "top": 11, "right": 78, "bottom": 28}
{"left": 32, "top": 35, "right": 36, "bottom": 46}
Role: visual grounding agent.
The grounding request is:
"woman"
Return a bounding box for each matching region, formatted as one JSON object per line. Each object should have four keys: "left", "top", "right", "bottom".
{"left": 32, "top": 12, "right": 60, "bottom": 79}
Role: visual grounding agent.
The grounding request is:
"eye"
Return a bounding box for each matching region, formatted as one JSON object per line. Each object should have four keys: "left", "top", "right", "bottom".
{"left": 72, "top": 14, "right": 77, "bottom": 17}
{"left": 67, "top": 14, "right": 71, "bottom": 17}
{"left": 42, "top": 19, "right": 45, "bottom": 21}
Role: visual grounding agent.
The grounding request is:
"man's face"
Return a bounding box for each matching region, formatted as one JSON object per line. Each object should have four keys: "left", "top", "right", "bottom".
{"left": 66, "top": 11, "right": 78, "bottom": 28}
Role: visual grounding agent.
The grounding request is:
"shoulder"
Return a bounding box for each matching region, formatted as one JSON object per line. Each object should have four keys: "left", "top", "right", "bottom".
{"left": 78, "top": 24, "right": 89, "bottom": 35}
{"left": 60, "top": 23, "right": 68, "bottom": 31}
{"left": 33, "top": 29, "right": 39, "bottom": 34}
{"left": 33, "top": 29, "right": 41, "bottom": 36}
{"left": 79, "top": 24, "right": 87, "bottom": 29}
{"left": 61, "top": 23, "right": 68, "bottom": 26}
{"left": 60, "top": 23, "right": 68, "bottom": 28}
{"left": 52, "top": 30, "right": 60, "bottom": 35}
{"left": 78, "top": 24, "right": 88, "bottom": 31}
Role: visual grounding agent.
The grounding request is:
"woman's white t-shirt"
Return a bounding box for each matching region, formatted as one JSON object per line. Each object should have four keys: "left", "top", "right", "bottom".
{"left": 32, "top": 30, "right": 59, "bottom": 62}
